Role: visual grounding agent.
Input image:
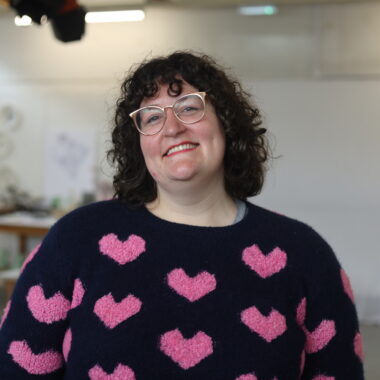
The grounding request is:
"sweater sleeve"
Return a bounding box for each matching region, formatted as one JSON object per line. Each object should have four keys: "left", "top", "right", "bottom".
{"left": 298, "top": 227, "right": 364, "bottom": 380}
{"left": 0, "top": 222, "right": 73, "bottom": 379}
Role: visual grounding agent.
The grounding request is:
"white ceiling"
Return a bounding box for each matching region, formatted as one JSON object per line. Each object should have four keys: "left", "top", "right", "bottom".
{"left": 0, "top": 0, "right": 377, "bottom": 14}
{"left": 81, "top": 0, "right": 378, "bottom": 7}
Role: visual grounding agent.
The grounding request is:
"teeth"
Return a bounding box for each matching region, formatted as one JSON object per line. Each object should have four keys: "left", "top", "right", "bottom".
{"left": 166, "top": 143, "right": 198, "bottom": 156}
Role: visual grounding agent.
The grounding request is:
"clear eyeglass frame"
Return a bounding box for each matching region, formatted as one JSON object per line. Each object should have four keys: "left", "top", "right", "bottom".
{"left": 129, "top": 91, "right": 207, "bottom": 136}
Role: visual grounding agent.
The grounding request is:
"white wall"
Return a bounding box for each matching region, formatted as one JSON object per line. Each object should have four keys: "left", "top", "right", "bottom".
{"left": 251, "top": 80, "right": 380, "bottom": 323}
{"left": 0, "top": 2, "right": 379, "bottom": 322}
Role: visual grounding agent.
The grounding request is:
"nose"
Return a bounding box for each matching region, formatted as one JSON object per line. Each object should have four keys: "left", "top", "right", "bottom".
{"left": 162, "top": 107, "right": 186, "bottom": 136}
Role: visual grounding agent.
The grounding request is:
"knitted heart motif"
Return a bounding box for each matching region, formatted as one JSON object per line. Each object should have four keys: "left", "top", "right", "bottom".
{"left": 71, "top": 278, "right": 85, "bottom": 309}
{"left": 62, "top": 328, "right": 72, "bottom": 362}
{"left": 340, "top": 269, "right": 355, "bottom": 303}
{"left": 99, "top": 233, "right": 146, "bottom": 265}
{"left": 300, "top": 349, "right": 305, "bottom": 375}
{"left": 26, "top": 285, "right": 70, "bottom": 324}
{"left": 94, "top": 293, "right": 142, "bottom": 329}
{"left": 7, "top": 340, "right": 63, "bottom": 375}
{"left": 296, "top": 297, "right": 307, "bottom": 326}
{"left": 20, "top": 243, "right": 41, "bottom": 273}
{"left": 354, "top": 332, "right": 364, "bottom": 361}
{"left": 241, "top": 306, "right": 287, "bottom": 342}
{"left": 167, "top": 268, "right": 217, "bottom": 302}
{"left": 235, "top": 375, "right": 279, "bottom": 380}
{"left": 160, "top": 329, "right": 213, "bottom": 369}
{"left": 235, "top": 375, "right": 258, "bottom": 380}
{"left": 304, "top": 320, "right": 336, "bottom": 353}
{"left": 88, "top": 363, "right": 136, "bottom": 380}
{"left": 242, "top": 245, "right": 287, "bottom": 278}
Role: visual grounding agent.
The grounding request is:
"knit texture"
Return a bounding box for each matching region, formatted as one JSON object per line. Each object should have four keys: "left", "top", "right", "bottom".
{"left": 0, "top": 200, "right": 364, "bottom": 379}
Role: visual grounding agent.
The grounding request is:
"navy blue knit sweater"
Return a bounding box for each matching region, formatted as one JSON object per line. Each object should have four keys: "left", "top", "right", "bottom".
{"left": 0, "top": 200, "right": 364, "bottom": 379}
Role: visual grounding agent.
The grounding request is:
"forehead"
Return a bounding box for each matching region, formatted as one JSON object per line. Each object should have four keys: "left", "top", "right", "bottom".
{"left": 139, "top": 82, "right": 199, "bottom": 108}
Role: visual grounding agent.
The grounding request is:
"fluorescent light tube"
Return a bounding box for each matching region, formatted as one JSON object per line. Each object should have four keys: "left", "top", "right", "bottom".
{"left": 238, "top": 6, "right": 278, "bottom": 16}
{"left": 85, "top": 10, "right": 145, "bottom": 23}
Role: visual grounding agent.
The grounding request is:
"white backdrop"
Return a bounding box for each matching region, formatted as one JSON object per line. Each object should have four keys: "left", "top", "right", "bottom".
{"left": 0, "top": 79, "right": 379, "bottom": 323}
{"left": 250, "top": 80, "right": 380, "bottom": 324}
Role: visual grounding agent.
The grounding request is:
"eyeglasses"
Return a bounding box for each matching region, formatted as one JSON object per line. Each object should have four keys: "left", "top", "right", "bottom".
{"left": 129, "top": 92, "right": 206, "bottom": 136}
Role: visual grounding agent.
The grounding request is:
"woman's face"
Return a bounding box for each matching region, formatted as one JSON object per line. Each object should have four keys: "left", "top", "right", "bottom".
{"left": 138, "top": 81, "right": 226, "bottom": 193}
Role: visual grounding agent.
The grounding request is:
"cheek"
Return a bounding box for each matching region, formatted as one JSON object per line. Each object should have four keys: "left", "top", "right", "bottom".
{"left": 150, "top": 170, "right": 159, "bottom": 179}
{"left": 202, "top": 114, "right": 225, "bottom": 143}
{"left": 211, "top": 126, "right": 226, "bottom": 152}
{"left": 139, "top": 137, "right": 147, "bottom": 157}
{"left": 139, "top": 138, "right": 161, "bottom": 174}
{"left": 139, "top": 138, "right": 155, "bottom": 162}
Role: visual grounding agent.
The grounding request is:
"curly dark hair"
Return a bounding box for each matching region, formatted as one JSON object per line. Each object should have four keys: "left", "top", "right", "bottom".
{"left": 107, "top": 51, "right": 271, "bottom": 207}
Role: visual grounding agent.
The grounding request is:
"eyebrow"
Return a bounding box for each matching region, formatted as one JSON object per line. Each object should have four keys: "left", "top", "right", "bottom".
{"left": 141, "top": 92, "right": 194, "bottom": 108}
{"left": 143, "top": 103, "right": 160, "bottom": 107}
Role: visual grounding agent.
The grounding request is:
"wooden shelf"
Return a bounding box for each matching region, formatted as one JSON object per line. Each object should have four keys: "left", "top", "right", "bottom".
{"left": 0, "top": 212, "right": 56, "bottom": 302}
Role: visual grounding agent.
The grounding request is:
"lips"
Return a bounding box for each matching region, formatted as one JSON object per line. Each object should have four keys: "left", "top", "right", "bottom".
{"left": 163, "top": 141, "right": 199, "bottom": 157}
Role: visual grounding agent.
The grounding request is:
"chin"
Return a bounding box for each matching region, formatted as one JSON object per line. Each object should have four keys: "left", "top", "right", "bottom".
{"left": 166, "top": 164, "right": 199, "bottom": 181}
{"left": 169, "top": 172, "right": 197, "bottom": 182}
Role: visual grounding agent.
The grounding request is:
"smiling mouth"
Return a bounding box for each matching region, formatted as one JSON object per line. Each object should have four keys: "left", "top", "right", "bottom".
{"left": 164, "top": 143, "right": 199, "bottom": 157}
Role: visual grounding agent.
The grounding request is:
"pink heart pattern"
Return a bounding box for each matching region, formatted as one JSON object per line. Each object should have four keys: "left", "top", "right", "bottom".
{"left": 6, "top": 232, "right": 356, "bottom": 375}
{"left": 0, "top": 299, "right": 11, "bottom": 328}
{"left": 300, "top": 349, "right": 305, "bottom": 375}
{"left": 20, "top": 243, "right": 41, "bottom": 273}
{"left": 62, "top": 328, "right": 72, "bottom": 362}
{"left": 8, "top": 340, "right": 63, "bottom": 375}
{"left": 71, "top": 278, "right": 85, "bottom": 309}
{"left": 167, "top": 268, "right": 216, "bottom": 302}
{"left": 241, "top": 306, "right": 287, "bottom": 342}
{"left": 235, "top": 375, "right": 279, "bottom": 380}
{"left": 296, "top": 297, "right": 307, "bottom": 326}
{"left": 340, "top": 269, "right": 355, "bottom": 303}
{"left": 99, "top": 233, "right": 146, "bottom": 265}
{"left": 354, "top": 332, "right": 364, "bottom": 361}
{"left": 236, "top": 375, "right": 258, "bottom": 380}
{"left": 159, "top": 328, "right": 213, "bottom": 369}
{"left": 304, "top": 319, "right": 336, "bottom": 354}
{"left": 94, "top": 293, "right": 142, "bottom": 329}
{"left": 242, "top": 245, "right": 287, "bottom": 278}
{"left": 88, "top": 363, "right": 136, "bottom": 380}
{"left": 26, "top": 285, "right": 71, "bottom": 324}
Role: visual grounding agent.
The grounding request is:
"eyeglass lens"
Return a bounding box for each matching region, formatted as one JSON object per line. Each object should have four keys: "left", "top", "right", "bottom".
{"left": 135, "top": 94, "right": 204, "bottom": 135}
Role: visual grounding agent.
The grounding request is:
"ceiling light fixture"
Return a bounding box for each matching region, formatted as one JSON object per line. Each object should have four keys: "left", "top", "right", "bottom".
{"left": 14, "top": 15, "right": 32, "bottom": 26}
{"left": 85, "top": 9, "right": 145, "bottom": 23}
{"left": 238, "top": 5, "right": 278, "bottom": 16}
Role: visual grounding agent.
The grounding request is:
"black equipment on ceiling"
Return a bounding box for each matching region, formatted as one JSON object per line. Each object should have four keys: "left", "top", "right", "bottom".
{"left": 9, "top": 0, "right": 86, "bottom": 42}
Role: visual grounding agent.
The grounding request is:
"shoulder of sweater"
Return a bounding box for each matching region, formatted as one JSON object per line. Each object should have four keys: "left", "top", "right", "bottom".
{"left": 247, "top": 201, "right": 337, "bottom": 263}
{"left": 47, "top": 199, "right": 139, "bottom": 237}
{"left": 57, "top": 199, "right": 133, "bottom": 223}
{"left": 246, "top": 201, "right": 314, "bottom": 233}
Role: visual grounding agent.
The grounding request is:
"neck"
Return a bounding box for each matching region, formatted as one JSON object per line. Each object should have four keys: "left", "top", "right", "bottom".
{"left": 146, "top": 177, "right": 237, "bottom": 227}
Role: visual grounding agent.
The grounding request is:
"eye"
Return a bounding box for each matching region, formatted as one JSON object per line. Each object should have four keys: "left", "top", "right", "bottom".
{"left": 178, "top": 104, "right": 201, "bottom": 115}
{"left": 175, "top": 94, "right": 203, "bottom": 116}
{"left": 183, "top": 106, "right": 197, "bottom": 112}
{"left": 140, "top": 109, "right": 163, "bottom": 126}
{"left": 146, "top": 115, "right": 160, "bottom": 124}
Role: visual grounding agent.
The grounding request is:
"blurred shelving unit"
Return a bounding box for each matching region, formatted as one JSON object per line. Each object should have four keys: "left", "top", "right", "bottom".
{"left": 0, "top": 212, "right": 55, "bottom": 304}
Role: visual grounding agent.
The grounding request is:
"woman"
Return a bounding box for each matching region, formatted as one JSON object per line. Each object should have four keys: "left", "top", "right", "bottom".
{"left": 0, "top": 52, "right": 364, "bottom": 379}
